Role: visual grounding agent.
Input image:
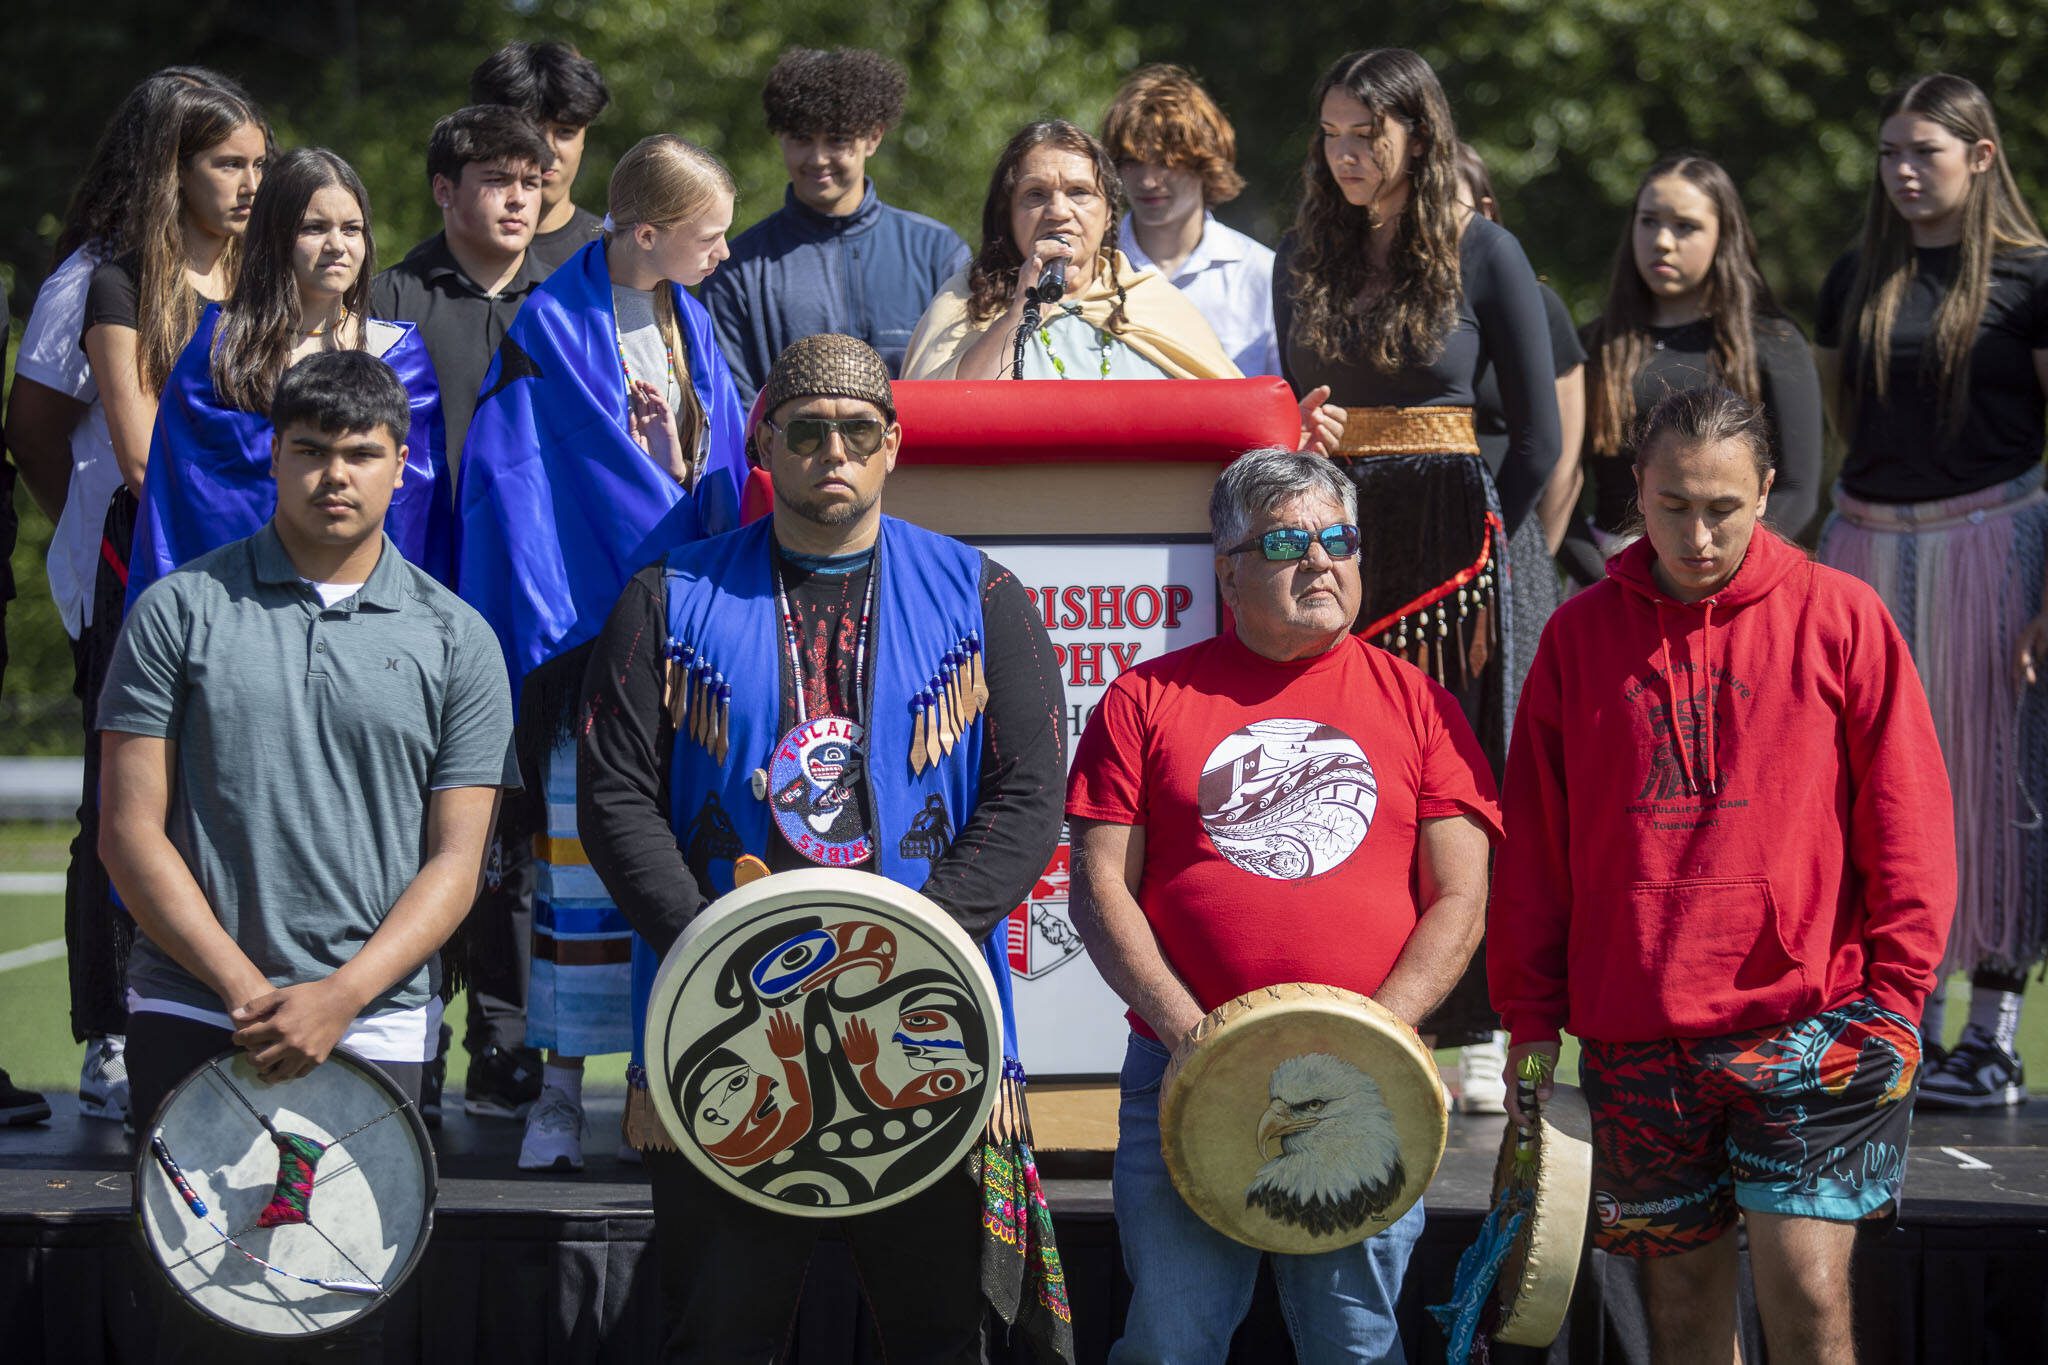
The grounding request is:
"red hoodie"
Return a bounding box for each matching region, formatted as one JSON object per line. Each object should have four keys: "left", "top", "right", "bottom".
{"left": 1490, "top": 529, "right": 1955, "bottom": 1046}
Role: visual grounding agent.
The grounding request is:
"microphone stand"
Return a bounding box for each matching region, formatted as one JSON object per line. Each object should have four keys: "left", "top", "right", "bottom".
{"left": 1013, "top": 296, "right": 1042, "bottom": 380}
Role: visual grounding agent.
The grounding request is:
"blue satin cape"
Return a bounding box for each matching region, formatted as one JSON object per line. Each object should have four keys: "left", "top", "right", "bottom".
{"left": 126, "top": 306, "right": 454, "bottom": 610}
{"left": 456, "top": 238, "right": 745, "bottom": 697}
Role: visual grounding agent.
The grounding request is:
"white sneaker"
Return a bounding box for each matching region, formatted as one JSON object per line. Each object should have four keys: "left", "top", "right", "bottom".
{"left": 1458, "top": 1032, "right": 1510, "bottom": 1115}
{"left": 518, "top": 1085, "right": 587, "bottom": 1172}
{"left": 78, "top": 1035, "right": 131, "bottom": 1122}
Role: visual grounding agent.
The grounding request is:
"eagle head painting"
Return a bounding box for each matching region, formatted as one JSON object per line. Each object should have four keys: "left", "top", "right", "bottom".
{"left": 1245, "top": 1052, "right": 1405, "bottom": 1237}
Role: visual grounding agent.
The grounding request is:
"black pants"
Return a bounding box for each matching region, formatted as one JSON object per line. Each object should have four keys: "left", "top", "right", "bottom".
{"left": 645, "top": 1146, "right": 988, "bottom": 1364}
{"left": 65, "top": 488, "right": 139, "bottom": 1041}
{"left": 127, "top": 1014, "right": 424, "bottom": 1364}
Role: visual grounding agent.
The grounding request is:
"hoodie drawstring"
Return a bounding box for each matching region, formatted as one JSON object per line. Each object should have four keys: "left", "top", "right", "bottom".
{"left": 1654, "top": 599, "right": 1720, "bottom": 797}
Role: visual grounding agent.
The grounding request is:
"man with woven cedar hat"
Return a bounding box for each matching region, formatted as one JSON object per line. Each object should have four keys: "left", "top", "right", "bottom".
{"left": 578, "top": 333, "right": 1069, "bottom": 1359}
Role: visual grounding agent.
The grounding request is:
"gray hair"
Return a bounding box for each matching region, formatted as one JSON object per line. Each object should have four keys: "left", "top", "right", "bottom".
{"left": 1209, "top": 448, "right": 1359, "bottom": 552}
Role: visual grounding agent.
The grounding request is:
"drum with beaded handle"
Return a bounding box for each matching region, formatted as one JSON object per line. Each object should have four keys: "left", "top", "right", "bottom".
{"left": 644, "top": 868, "right": 1003, "bottom": 1216}
{"left": 1160, "top": 982, "right": 1447, "bottom": 1254}
{"left": 133, "top": 1046, "right": 435, "bottom": 1338}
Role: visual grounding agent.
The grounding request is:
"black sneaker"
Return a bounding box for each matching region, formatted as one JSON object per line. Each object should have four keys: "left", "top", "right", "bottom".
{"left": 1917, "top": 1023, "right": 2026, "bottom": 1109}
{"left": 464, "top": 1043, "right": 544, "bottom": 1119}
{"left": 420, "top": 1024, "right": 451, "bottom": 1129}
{"left": 1, "top": 1068, "right": 53, "bottom": 1127}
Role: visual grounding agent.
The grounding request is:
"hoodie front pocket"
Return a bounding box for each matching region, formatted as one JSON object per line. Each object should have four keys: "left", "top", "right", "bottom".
{"left": 1577, "top": 876, "right": 1813, "bottom": 1038}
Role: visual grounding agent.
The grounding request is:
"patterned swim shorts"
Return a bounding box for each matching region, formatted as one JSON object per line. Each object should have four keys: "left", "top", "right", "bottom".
{"left": 1578, "top": 998, "right": 1922, "bottom": 1258}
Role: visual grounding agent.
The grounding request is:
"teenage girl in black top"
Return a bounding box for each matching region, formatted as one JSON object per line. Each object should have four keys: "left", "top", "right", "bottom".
{"left": 1566, "top": 154, "right": 1822, "bottom": 586}
{"left": 1274, "top": 48, "right": 1561, "bottom": 780}
{"left": 1275, "top": 50, "right": 1561, "bottom": 1055}
{"left": 1815, "top": 73, "right": 2048, "bottom": 1108}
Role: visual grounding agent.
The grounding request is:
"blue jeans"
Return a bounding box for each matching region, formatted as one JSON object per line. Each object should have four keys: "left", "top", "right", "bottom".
{"left": 1110, "top": 1032, "right": 1422, "bottom": 1364}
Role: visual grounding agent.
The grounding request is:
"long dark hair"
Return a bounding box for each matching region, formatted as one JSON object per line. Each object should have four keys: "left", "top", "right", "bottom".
{"left": 1837, "top": 73, "right": 2046, "bottom": 439}
{"left": 1583, "top": 154, "right": 1781, "bottom": 458}
{"left": 61, "top": 69, "right": 269, "bottom": 395}
{"left": 1287, "top": 49, "right": 1461, "bottom": 370}
{"left": 965, "top": 120, "right": 1128, "bottom": 330}
{"left": 211, "top": 149, "right": 375, "bottom": 415}
{"left": 54, "top": 67, "right": 263, "bottom": 264}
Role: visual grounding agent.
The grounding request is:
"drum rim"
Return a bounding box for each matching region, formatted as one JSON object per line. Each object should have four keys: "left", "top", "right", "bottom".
{"left": 1158, "top": 982, "right": 1449, "bottom": 1253}
{"left": 1490, "top": 1083, "right": 1593, "bottom": 1347}
{"left": 646, "top": 868, "right": 1003, "bottom": 1217}
{"left": 130, "top": 1044, "right": 439, "bottom": 1340}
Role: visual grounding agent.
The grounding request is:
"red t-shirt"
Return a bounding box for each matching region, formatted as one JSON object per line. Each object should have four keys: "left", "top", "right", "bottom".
{"left": 1066, "top": 630, "right": 1502, "bottom": 1037}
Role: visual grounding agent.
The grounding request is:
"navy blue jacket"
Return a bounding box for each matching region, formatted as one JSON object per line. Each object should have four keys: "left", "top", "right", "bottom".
{"left": 701, "top": 181, "right": 970, "bottom": 402}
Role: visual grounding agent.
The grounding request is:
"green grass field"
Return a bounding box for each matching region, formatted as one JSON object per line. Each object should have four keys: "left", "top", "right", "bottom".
{"left": 0, "top": 821, "right": 630, "bottom": 1095}
{"left": 3, "top": 819, "right": 2043, "bottom": 1100}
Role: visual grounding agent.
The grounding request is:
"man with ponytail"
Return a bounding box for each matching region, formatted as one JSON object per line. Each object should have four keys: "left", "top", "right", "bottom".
{"left": 458, "top": 134, "right": 748, "bottom": 1170}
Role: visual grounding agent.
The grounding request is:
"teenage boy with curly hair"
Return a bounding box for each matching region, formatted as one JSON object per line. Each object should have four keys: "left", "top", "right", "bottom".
{"left": 703, "top": 47, "right": 969, "bottom": 401}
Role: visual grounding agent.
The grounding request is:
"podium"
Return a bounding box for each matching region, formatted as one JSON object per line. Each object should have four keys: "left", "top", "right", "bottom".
{"left": 887, "top": 379, "right": 1302, "bottom": 1147}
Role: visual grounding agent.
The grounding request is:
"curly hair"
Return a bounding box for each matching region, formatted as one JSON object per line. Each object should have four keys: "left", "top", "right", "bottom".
{"left": 965, "top": 120, "right": 1128, "bottom": 330}
{"left": 1583, "top": 154, "right": 1783, "bottom": 458}
{"left": 1286, "top": 49, "right": 1462, "bottom": 372}
{"left": 1100, "top": 64, "right": 1245, "bottom": 207}
{"left": 762, "top": 48, "right": 907, "bottom": 137}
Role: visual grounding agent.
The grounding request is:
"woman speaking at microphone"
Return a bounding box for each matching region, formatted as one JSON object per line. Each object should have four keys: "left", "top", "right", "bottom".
{"left": 904, "top": 119, "right": 1338, "bottom": 450}
{"left": 905, "top": 119, "right": 1236, "bottom": 382}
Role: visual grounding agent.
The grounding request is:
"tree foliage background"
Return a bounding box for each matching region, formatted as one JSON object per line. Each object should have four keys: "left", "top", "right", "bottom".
{"left": 6, "top": 0, "right": 2048, "bottom": 750}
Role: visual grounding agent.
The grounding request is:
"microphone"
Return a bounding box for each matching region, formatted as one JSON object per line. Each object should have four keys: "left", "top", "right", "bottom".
{"left": 1032, "top": 235, "right": 1071, "bottom": 305}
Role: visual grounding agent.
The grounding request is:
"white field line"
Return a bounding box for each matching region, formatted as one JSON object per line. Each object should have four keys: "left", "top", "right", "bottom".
{"left": 0, "top": 873, "right": 65, "bottom": 894}
{"left": 0, "top": 939, "right": 65, "bottom": 972}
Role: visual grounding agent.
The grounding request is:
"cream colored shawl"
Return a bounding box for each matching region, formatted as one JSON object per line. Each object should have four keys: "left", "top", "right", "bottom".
{"left": 902, "top": 250, "right": 1242, "bottom": 381}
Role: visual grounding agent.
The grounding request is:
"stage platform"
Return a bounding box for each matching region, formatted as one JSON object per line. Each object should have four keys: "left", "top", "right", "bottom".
{"left": 3, "top": 1093, "right": 2043, "bottom": 1362}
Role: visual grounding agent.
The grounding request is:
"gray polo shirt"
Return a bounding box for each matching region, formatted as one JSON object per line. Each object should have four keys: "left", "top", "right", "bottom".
{"left": 100, "top": 522, "right": 519, "bottom": 1017}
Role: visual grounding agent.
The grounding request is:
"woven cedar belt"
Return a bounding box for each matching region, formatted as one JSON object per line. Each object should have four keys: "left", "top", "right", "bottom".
{"left": 1337, "top": 406, "right": 1480, "bottom": 457}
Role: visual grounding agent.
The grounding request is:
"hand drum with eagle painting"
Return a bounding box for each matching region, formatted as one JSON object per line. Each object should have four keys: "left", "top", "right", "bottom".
{"left": 1161, "top": 984, "right": 1446, "bottom": 1253}
{"left": 645, "top": 868, "right": 1002, "bottom": 1216}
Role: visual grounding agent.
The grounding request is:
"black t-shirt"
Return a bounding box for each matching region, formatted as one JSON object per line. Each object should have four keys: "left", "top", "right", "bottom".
{"left": 1275, "top": 215, "right": 1563, "bottom": 535}
{"left": 528, "top": 205, "right": 605, "bottom": 278}
{"left": 83, "top": 253, "right": 142, "bottom": 335}
{"left": 1586, "top": 316, "right": 1823, "bottom": 530}
{"left": 1476, "top": 281, "right": 1582, "bottom": 478}
{"left": 578, "top": 542, "right": 1068, "bottom": 956}
{"left": 369, "top": 233, "right": 550, "bottom": 469}
{"left": 1816, "top": 245, "right": 2048, "bottom": 502}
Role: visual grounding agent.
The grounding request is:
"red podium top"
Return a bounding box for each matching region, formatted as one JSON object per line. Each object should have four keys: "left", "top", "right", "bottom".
{"left": 891, "top": 378, "right": 1301, "bottom": 464}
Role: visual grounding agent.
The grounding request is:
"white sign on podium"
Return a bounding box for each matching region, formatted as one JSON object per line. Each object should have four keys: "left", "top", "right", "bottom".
{"left": 972, "top": 538, "right": 1220, "bottom": 1078}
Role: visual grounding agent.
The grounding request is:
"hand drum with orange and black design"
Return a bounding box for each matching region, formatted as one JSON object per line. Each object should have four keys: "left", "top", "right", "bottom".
{"left": 1161, "top": 984, "right": 1447, "bottom": 1253}
{"left": 645, "top": 869, "right": 1002, "bottom": 1215}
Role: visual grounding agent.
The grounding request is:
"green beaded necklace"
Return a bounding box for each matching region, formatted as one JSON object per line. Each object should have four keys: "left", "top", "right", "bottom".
{"left": 1036, "top": 303, "right": 1115, "bottom": 379}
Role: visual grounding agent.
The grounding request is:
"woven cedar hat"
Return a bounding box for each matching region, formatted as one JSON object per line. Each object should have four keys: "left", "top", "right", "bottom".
{"left": 757, "top": 332, "right": 895, "bottom": 424}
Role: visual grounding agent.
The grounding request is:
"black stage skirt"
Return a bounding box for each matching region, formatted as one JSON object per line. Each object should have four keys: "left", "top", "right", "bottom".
{"left": 1338, "top": 451, "right": 1511, "bottom": 775}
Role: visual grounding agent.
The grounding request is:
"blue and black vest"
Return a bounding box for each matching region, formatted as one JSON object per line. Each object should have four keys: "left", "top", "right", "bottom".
{"left": 628, "top": 515, "right": 1020, "bottom": 1067}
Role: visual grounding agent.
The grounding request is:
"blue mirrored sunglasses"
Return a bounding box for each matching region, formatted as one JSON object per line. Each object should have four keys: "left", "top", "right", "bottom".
{"left": 1225, "top": 523, "right": 1362, "bottom": 562}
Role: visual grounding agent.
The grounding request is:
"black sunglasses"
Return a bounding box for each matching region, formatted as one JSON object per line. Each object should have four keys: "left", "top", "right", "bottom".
{"left": 764, "top": 415, "right": 891, "bottom": 460}
{"left": 1225, "top": 523, "right": 1362, "bottom": 562}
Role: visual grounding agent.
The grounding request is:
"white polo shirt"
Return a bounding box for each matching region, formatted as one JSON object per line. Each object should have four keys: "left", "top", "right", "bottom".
{"left": 1121, "top": 212, "right": 1282, "bottom": 380}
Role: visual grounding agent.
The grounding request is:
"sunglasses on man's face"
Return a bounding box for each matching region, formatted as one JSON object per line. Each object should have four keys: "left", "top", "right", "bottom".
{"left": 765, "top": 415, "right": 891, "bottom": 460}
{"left": 1225, "top": 523, "right": 1362, "bottom": 562}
